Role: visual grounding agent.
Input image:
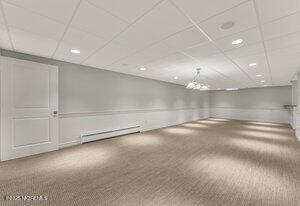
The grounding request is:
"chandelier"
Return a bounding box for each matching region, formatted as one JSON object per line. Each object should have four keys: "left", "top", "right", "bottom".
{"left": 186, "top": 68, "right": 209, "bottom": 90}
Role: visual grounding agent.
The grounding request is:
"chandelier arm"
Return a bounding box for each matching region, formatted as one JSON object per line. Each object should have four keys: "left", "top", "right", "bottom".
{"left": 187, "top": 68, "right": 208, "bottom": 90}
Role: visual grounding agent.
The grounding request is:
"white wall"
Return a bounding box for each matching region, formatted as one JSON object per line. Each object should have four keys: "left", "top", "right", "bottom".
{"left": 59, "top": 108, "right": 210, "bottom": 148}
{"left": 294, "top": 73, "right": 300, "bottom": 141}
{"left": 210, "top": 86, "right": 292, "bottom": 124}
{"left": 290, "top": 80, "right": 298, "bottom": 129}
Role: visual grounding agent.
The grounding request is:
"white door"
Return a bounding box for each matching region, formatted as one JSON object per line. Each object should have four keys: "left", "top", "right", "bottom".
{"left": 0, "top": 57, "right": 58, "bottom": 161}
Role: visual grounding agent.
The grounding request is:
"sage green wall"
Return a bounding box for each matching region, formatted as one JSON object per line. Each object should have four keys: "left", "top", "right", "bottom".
{"left": 1, "top": 49, "right": 291, "bottom": 113}
{"left": 210, "top": 86, "right": 291, "bottom": 109}
{"left": 0, "top": 50, "right": 209, "bottom": 113}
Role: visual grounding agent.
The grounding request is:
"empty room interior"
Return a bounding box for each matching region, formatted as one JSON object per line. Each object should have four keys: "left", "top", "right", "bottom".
{"left": 0, "top": 0, "right": 300, "bottom": 205}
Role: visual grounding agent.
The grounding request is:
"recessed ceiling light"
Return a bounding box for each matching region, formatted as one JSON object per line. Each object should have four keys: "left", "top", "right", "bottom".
{"left": 71, "top": 49, "right": 80, "bottom": 54}
{"left": 256, "top": 74, "right": 262, "bottom": 77}
{"left": 226, "top": 88, "right": 239, "bottom": 91}
{"left": 232, "top": 39, "right": 243, "bottom": 45}
{"left": 220, "top": 21, "right": 235, "bottom": 30}
{"left": 249, "top": 63, "right": 257, "bottom": 67}
{"left": 261, "top": 80, "right": 266, "bottom": 83}
{"left": 139, "top": 67, "right": 146, "bottom": 71}
{"left": 174, "top": 76, "right": 178, "bottom": 79}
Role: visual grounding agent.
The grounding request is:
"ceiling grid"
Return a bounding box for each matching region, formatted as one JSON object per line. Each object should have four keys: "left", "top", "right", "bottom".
{"left": 0, "top": 0, "right": 298, "bottom": 89}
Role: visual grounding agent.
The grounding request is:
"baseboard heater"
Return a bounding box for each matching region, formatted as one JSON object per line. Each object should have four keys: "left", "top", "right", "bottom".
{"left": 80, "top": 125, "right": 140, "bottom": 144}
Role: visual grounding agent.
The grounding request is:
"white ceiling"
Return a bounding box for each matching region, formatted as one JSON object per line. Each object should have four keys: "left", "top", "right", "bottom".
{"left": 0, "top": 0, "right": 300, "bottom": 89}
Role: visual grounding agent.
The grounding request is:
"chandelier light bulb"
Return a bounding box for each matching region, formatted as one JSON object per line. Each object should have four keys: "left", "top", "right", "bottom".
{"left": 186, "top": 68, "right": 209, "bottom": 91}
{"left": 186, "top": 82, "right": 196, "bottom": 89}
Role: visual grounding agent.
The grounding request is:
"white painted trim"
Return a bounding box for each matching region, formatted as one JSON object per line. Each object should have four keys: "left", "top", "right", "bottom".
{"left": 59, "top": 116, "right": 208, "bottom": 149}
{"left": 210, "top": 107, "right": 286, "bottom": 110}
{"left": 81, "top": 125, "right": 140, "bottom": 143}
{"left": 59, "top": 107, "right": 210, "bottom": 118}
{"left": 59, "top": 140, "right": 81, "bottom": 149}
{"left": 59, "top": 108, "right": 210, "bottom": 148}
{"left": 0, "top": 56, "right": 3, "bottom": 160}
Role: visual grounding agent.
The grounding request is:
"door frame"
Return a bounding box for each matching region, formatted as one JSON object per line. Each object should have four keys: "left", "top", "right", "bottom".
{"left": 0, "top": 56, "right": 3, "bottom": 160}
{"left": 0, "top": 56, "right": 59, "bottom": 161}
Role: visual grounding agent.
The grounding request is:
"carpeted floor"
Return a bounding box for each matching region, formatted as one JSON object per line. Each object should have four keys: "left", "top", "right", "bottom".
{"left": 0, "top": 118, "right": 299, "bottom": 206}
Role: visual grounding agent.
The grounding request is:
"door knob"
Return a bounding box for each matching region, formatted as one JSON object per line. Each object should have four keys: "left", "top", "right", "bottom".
{"left": 53, "top": 111, "right": 58, "bottom": 115}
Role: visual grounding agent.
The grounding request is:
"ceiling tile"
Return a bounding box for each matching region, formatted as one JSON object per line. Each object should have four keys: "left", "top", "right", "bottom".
{"left": 0, "top": 24, "right": 12, "bottom": 50}
{"left": 141, "top": 54, "right": 197, "bottom": 76}
{"left": 108, "top": 53, "right": 190, "bottom": 74}
{"left": 113, "top": 26, "right": 163, "bottom": 53}
{"left": 268, "top": 44, "right": 300, "bottom": 66}
{"left": 144, "top": 52, "right": 192, "bottom": 70}
{"left": 233, "top": 53, "right": 272, "bottom": 82}
{"left": 267, "top": 45, "right": 300, "bottom": 84}
{"left": 272, "top": 77, "right": 293, "bottom": 86}
{"left": 83, "top": 42, "right": 137, "bottom": 68}
{"left": 255, "top": 0, "right": 300, "bottom": 23}
{"left": 199, "top": 54, "right": 252, "bottom": 85}
{"left": 104, "top": 53, "right": 146, "bottom": 71}
{"left": 107, "top": 51, "right": 196, "bottom": 79}
{"left": 132, "top": 1, "right": 192, "bottom": 41}
{"left": 3, "top": 2, "right": 65, "bottom": 40}
{"left": 163, "top": 27, "right": 209, "bottom": 51}
{"left": 71, "top": 0, "right": 129, "bottom": 40}
{"left": 171, "top": 0, "right": 246, "bottom": 23}
{"left": 268, "top": 51, "right": 299, "bottom": 84}
{"left": 262, "top": 12, "right": 300, "bottom": 40}
{"left": 86, "top": 0, "right": 162, "bottom": 23}
{"left": 214, "top": 27, "right": 261, "bottom": 52}
{"left": 233, "top": 53, "right": 269, "bottom": 72}
{"left": 135, "top": 42, "right": 178, "bottom": 63}
{"left": 3, "top": 0, "right": 81, "bottom": 24}
{"left": 53, "top": 42, "right": 97, "bottom": 64}
{"left": 107, "top": 42, "right": 176, "bottom": 70}
{"left": 10, "top": 27, "right": 58, "bottom": 58}
{"left": 199, "top": 1, "right": 258, "bottom": 40}
{"left": 53, "top": 27, "right": 109, "bottom": 63}
{"left": 62, "top": 27, "right": 108, "bottom": 51}
{"left": 225, "top": 42, "right": 265, "bottom": 59}
{"left": 265, "top": 31, "right": 300, "bottom": 52}
{"left": 0, "top": 8, "right": 5, "bottom": 24}
{"left": 183, "top": 42, "right": 219, "bottom": 59}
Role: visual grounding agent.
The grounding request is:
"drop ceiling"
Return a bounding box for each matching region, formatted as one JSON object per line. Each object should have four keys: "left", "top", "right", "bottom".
{"left": 0, "top": 0, "right": 299, "bottom": 89}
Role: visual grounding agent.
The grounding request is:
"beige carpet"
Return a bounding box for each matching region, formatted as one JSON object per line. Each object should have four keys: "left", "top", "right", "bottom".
{"left": 0, "top": 118, "right": 299, "bottom": 206}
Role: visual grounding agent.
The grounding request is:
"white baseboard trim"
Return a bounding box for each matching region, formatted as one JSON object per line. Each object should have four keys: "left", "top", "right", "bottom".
{"left": 295, "top": 129, "right": 300, "bottom": 142}
{"left": 59, "top": 140, "right": 81, "bottom": 149}
{"left": 296, "top": 132, "right": 300, "bottom": 142}
{"left": 81, "top": 126, "right": 140, "bottom": 143}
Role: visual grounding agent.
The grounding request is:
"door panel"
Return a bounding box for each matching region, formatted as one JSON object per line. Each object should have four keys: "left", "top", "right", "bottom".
{"left": 1, "top": 57, "right": 59, "bottom": 161}
{"left": 13, "top": 117, "right": 50, "bottom": 147}
{"left": 13, "top": 65, "right": 50, "bottom": 108}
